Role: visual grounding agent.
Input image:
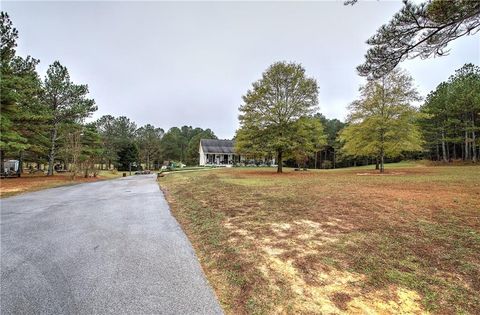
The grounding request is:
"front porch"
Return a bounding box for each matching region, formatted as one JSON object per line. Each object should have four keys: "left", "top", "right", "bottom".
{"left": 205, "top": 153, "right": 241, "bottom": 165}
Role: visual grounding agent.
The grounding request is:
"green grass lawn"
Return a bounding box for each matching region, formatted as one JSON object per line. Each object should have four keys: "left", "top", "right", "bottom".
{"left": 159, "top": 163, "right": 480, "bottom": 314}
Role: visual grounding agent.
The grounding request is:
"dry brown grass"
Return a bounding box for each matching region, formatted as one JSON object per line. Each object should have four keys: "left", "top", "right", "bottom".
{"left": 159, "top": 163, "right": 480, "bottom": 314}
{"left": 0, "top": 171, "right": 122, "bottom": 198}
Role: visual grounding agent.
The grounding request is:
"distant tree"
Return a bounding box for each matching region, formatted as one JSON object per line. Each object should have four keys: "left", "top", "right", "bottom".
{"left": 339, "top": 68, "right": 423, "bottom": 172}
{"left": 186, "top": 129, "right": 217, "bottom": 165}
{"left": 42, "top": 61, "right": 97, "bottom": 175}
{"left": 451, "top": 64, "right": 480, "bottom": 162}
{"left": 95, "top": 115, "right": 117, "bottom": 168}
{"left": 59, "top": 123, "right": 83, "bottom": 179}
{"left": 117, "top": 143, "right": 139, "bottom": 172}
{"left": 135, "top": 124, "right": 164, "bottom": 169}
{"left": 236, "top": 61, "right": 320, "bottom": 173}
{"left": 290, "top": 117, "right": 326, "bottom": 168}
{"left": 178, "top": 126, "right": 199, "bottom": 162}
{"left": 111, "top": 116, "right": 137, "bottom": 148}
{"left": 80, "top": 123, "right": 103, "bottom": 177}
{"left": 314, "top": 113, "right": 346, "bottom": 168}
{"left": 420, "top": 63, "right": 480, "bottom": 162}
{"left": 160, "top": 127, "right": 183, "bottom": 161}
{"left": 95, "top": 115, "right": 137, "bottom": 169}
{"left": 0, "top": 12, "right": 46, "bottom": 173}
{"left": 419, "top": 82, "right": 452, "bottom": 162}
{"left": 58, "top": 122, "right": 102, "bottom": 179}
{"left": 350, "top": 0, "right": 480, "bottom": 78}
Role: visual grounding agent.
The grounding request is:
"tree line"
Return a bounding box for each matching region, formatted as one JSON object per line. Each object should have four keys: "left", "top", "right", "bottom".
{"left": 95, "top": 116, "right": 216, "bottom": 172}
{"left": 235, "top": 61, "right": 479, "bottom": 173}
{"left": 420, "top": 64, "right": 479, "bottom": 163}
{"left": 0, "top": 12, "right": 216, "bottom": 176}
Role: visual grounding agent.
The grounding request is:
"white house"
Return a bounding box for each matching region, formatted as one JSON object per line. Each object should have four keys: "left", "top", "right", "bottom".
{"left": 199, "top": 139, "right": 242, "bottom": 166}
{"left": 199, "top": 139, "right": 276, "bottom": 166}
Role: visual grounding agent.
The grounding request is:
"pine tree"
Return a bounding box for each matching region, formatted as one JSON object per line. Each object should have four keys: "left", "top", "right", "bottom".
{"left": 42, "top": 61, "right": 97, "bottom": 175}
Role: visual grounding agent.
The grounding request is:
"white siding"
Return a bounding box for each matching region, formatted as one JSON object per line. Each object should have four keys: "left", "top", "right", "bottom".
{"left": 199, "top": 143, "right": 206, "bottom": 166}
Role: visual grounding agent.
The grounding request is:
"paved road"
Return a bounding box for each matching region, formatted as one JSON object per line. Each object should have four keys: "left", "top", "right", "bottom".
{"left": 1, "top": 175, "right": 223, "bottom": 314}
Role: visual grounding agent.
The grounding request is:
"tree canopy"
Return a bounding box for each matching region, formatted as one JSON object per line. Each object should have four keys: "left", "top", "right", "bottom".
{"left": 136, "top": 124, "right": 164, "bottom": 170}
{"left": 43, "top": 61, "right": 97, "bottom": 175}
{"left": 420, "top": 63, "right": 480, "bottom": 162}
{"left": 235, "top": 61, "right": 323, "bottom": 172}
{"left": 339, "top": 68, "right": 423, "bottom": 172}
{"left": 0, "top": 12, "right": 46, "bottom": 172}
{"left": 352, "top": 0, "right": 480, "bottom": 78}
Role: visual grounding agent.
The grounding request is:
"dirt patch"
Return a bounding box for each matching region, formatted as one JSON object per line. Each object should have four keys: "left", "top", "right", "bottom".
{"left": 0, "top": 173, "right": 112, "bottom": 198}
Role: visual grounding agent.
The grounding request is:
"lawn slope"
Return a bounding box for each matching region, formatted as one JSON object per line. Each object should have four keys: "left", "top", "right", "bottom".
{"left": 159, "top": 165, "right": 480, "bottom": 314}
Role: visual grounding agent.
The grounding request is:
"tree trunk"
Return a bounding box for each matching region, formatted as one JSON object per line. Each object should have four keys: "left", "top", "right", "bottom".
{"left": 0, "top": 149, "right": 4, "bottom": 174}
{"left": 333, "top": 149, "right": 336, "bottom": 169}
{"left": 379, "top": 77, "right": 386, "bottom": 174}
{"left": 380, "top": 153, "right": 385, "bottom": 173}
{"left": 453, "top": 142, "right": 457, "bottom": 160}
{"left": 375, "top": 157, "right": 379, "bottom": 170}
{"left": 277, "top": 150, "right": 283, "bottom": 173}
{"left": 465, "top": 130, "right": 470, "bottom": 161}
{"left": 47, "top": 126, "right": 58, "bottom": 176}
{"left": 324, "top": 150, "right": 328, "bottom": 168}
{"left": 314, "top": 151, "right": 317, "bottom": 169}
{"left": 472, "top": 129, "right": 477, "bottom": 163}
{"left": 441, "top": 129, "right": 447, "bottom": 162}
{"left": 18, "top": 151, "right": 23, "bottom": 175}
{"left": 436, "top": 143, "right": 440, "bottom": 161}
{"left": 446, "top": 141, "right": 450, "bottom": 161}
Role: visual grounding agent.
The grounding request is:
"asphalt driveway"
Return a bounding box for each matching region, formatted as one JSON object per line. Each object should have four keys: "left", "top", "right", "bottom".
{"left": 1, "top": 175, "right": 223, "bottom": 314}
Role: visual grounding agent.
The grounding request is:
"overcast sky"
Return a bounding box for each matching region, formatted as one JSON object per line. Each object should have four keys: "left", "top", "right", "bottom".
{"left": 4, "top": 1, "right": 479, "bottom": 139}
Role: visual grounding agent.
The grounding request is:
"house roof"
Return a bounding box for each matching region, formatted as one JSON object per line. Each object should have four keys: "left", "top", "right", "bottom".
{"left": 200, "top": 139, "right": 235, "bottom": 154}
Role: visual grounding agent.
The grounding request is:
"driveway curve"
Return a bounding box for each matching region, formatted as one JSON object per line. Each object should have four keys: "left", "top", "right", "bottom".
{"left": 1, "top": 175, "right": 223, "bottom": 314}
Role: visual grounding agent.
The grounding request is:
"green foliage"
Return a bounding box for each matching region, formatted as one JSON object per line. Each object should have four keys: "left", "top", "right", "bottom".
{"left": 235, "top": 61, "right": 323, "bottom": 172}
{"left": 160, "top": 126, "right": 215, "bottom": 165}
{"left": 339, "top": 68, "right": 423, "bottom": 171}
{"left": 420, "top": 63, "right": 480, "bottom": 162}
{"left": 0, "top": 12, "right": 47, "bottom": 165}
{"left": 291, "top": 117, "right": 326, "bottom": 167}
{"left": 42, "top": 60, "right": 97, "bottom": 175}
{"left": 314, "top": 113, "right": 345, "bottom": 147}
{"left": 80, "top": 123, "right": 103, "bottom": 166}
{"left": 135, "top": 124, "right": 164, "bottom": 169}
{"left": 117, "top": 142, "right": 139, "bottom": 171}
{"left": 160, "top": 127, "right": 183, "bottom": 161}
{"left": 95, "top": 115, "right": 137, "bottom": 168}
{"left": 186, "top": 129, "right": 216, "bottom": 166}
{"left": 355, "top": 0, "right": 480, "bottom": 78}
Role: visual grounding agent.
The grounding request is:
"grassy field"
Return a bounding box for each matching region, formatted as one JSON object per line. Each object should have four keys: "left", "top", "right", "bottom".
{"left": 0, "top": 170, "right": 124, "bottom": 198}
{"left": 159, "top": 163, "right": 480, "bottom": 314}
